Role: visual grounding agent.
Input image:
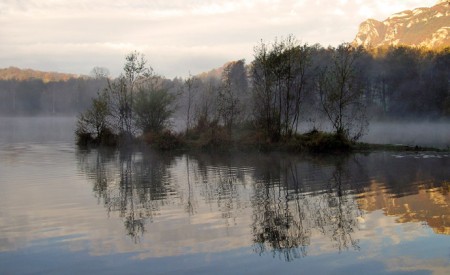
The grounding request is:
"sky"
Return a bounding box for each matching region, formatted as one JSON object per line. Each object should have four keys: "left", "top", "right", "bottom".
{"left": 0, "top": 0, "right": 440, "bottom": 78}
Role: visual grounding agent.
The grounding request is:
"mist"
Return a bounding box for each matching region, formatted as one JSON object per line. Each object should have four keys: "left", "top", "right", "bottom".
{"left": 362, "top": 121, "right": 450, "bottom": 149}
{"left": 0, "top": 116, "right": 77, "bottom": 145}
{"left": 1, "top": 42, "right": 449, "bottom": 150}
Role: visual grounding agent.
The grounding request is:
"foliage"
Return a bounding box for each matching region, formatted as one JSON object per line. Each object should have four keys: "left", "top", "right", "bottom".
{"left": 0, "top": 66, "right": 78, "bottom": 82}
{"left": 69, "top": 43, "right": 449, "bottom": 152}
{"left": 218, "top": 60, "right": 247, "bottom": 137}
{"left": 293, "top": 130, "right": 352, "bottom": 152}
{"left": 75, "top": 92, "right": 116, "bottom": 146}
{"left": 76, "top": 52, "right": 175, "bottom": 146}
{"left": 143, "top": 130, "right": 184, "bottom": 150}
{"left": 0, "top": 77, "right": 105, "bottom": 115}
{"left": 192, "top": 77, "right": 220, "bottom": 131}
{"left": 133, "top": 85, "right": 176, "bottom": 134}
{"left": 251, "top": 35, "right": 312, "bottom": 141}
{"left": 106, "top": 52, "right": 153, "bottom": 138}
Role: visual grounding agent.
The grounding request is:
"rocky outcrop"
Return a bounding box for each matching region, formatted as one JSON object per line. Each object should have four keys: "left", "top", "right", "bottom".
{"left": 353, "top": 1, "right": 450, "bottom": 49}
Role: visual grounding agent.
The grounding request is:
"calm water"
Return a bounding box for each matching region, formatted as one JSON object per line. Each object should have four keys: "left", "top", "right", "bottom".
{"left": 1, "top": 117, "right": 450, "bottom": 274}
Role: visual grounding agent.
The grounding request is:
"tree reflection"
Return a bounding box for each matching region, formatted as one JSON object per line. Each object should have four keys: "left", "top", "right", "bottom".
{"left": 315, "top": 156, "right": 361, "bottom": 252}
{"left": 76, "top": 149, "right": 250, "bottom": 243}
{"left": 77, "top": 147, "right": 178, "bottom": 242}
{"left": 185, "top": 155, "right": 195, "bottom": 215}
{"left": 251, "top": 155, "right": 362, "bottom": 261}
{"left": 76, "top": 149, "right": 449, "bottom": 260}
{"left": 189, "top": 152, "right": 250, "bottom": 226}
{"left": 77, "top": 149, "right": 364, "bottom": 253}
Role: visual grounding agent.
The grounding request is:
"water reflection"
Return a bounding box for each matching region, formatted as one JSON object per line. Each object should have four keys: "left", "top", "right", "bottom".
{"left": 77, "top": 148, "right": 178, "bottom": 242}
{"left": 251, "top": 156, "right": 363, "bottom": 261}
{"left": 76, "top": 148, "right": 450, "bottom": 261}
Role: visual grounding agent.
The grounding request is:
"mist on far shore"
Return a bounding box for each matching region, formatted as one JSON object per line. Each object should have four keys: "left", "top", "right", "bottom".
{"left": 1, "top": 117, "right": 449, "bottom": 149}
{"left": 362, "top": 121, "right": 450, "bottom": 149}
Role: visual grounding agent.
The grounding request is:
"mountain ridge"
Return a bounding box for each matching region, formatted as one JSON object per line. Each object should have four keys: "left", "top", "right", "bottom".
{"left": 353, "top": 1, "right": 450, "bottom": 49}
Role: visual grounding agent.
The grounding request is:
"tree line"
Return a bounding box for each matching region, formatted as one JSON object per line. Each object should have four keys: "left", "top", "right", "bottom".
{"left": 0, "top": 77, "right": 106, "bottom": 115}
{"left": 75, "top": 36, "right": 449, "bottom": 147}
{"left": 1, "top": 35, "right": 447, "bottom": 145}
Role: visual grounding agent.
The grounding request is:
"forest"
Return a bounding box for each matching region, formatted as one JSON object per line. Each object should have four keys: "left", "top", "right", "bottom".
{"left": 0, "top": 77, "right": 105, "bottom": 115}
{"left": 1, "top": 36, "right": 449, "bottom": 148}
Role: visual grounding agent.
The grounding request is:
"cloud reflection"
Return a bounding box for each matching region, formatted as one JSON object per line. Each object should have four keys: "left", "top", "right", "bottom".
{"left": 1, "top": 144, "right": 449, "bottom": 274}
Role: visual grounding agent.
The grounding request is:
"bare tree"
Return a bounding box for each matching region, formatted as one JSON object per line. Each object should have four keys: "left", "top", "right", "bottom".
{"left": 251, "top": 35, "right": 311, "bottom": 141}
{"left": 183, "top": 73, "right": 199, "bottom": 134}
{"left": 105, "top": 52, "right": 152, "bottom": 139}
{"left": 317, "top": 44, "right": 368, "bottom": 140}
{"left": 218, "top": 60, "right": 248, "bottom": 137}
{"left": 252, "top": 39, "right": 276, "bottom": 140}
{"left": 194, "top": 77, "right": 220, "bottom": 130}
{"left": 90, "top": 67, "right": 110, "bottom": 79}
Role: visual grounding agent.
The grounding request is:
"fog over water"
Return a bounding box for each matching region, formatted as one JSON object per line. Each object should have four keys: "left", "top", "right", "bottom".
{"left": 1, "top": 116, "right": 449, "bottom": 274}
{"left": 0, "top": 117, "right": 77, "bottom": 144}
{"left": 295, "top": 119, "right": 450, "bottom": 149}
{"left": 362, "top": 121, "right": 450, "bottom": 149}
{"left": 1, "top": 117, "right": 449, "bottom": 149}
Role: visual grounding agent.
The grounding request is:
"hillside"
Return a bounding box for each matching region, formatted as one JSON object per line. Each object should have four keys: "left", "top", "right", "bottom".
{"left": 0, "top": 67, "right": 80, "bottom": 83}
{"left": 353, "top": 0, "right": 450, "bottom": 49}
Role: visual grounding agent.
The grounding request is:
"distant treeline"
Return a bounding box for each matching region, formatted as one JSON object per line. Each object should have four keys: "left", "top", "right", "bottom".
{"left": 362, "top": 46, "right": 450, "bottom": 119}
{"left": 0, "top": 66, "right": 79, "bottom": 82}
{"left": 0, "top": 78, "right": 105, "bottom": 115}
{"left": 1, "top": 40, "right": 449, "bottom": 123}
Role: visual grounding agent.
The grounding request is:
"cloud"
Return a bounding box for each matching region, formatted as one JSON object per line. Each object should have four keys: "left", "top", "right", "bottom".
{"left": 0, "top": 0, "right": 439, "bottom": 77}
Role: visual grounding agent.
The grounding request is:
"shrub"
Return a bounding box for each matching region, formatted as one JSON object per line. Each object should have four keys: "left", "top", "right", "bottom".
{"left": 134, "top": 87, "right": 176, "bottom": 134}
{"left": 75, "top": 131, "right": 94, "bottom": 146}
{"left": 300, "top": 130, "right": 352, "bottom": 152}
{"left": 144, "top": 130, "right": 184, "bottom": 150}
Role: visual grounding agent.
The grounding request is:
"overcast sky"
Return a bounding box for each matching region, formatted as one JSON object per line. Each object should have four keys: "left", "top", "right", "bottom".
{"left": 0, "top": 0, "right": 439, "bottom": 78}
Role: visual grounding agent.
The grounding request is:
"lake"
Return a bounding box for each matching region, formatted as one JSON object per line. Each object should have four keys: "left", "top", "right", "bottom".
{"left": 1, "top": 117, "right": 449, "bottom": 274}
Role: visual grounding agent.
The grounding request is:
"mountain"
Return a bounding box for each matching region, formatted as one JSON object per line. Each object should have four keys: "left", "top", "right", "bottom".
{"left": 0, "top": 66, "right": 81, "bottom": 83}
{"left": 353, "top": 0, "right": 450, "bottom": 49}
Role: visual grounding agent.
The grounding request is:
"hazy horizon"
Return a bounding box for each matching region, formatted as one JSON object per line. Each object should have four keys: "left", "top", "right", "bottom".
{"left": 0, "top": 0, "right": 439, "bottom": 78}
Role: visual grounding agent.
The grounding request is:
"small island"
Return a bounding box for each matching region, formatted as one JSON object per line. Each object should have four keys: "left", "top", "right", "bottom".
{"left": 76, "top": 37, "right": 450, "bottom": 153}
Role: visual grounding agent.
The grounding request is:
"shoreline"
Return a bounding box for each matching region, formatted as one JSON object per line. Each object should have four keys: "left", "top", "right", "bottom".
{"left": 77, "top": 131, "right": 450, "bottom": 154}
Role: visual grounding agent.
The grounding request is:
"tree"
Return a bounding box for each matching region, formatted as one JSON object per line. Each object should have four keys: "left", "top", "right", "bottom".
{"left": 105, "top": 75, "right": 129, "bottom": 136}
{"left": 75, "top": 92, "right": 112, "bottom": 145}
{"left": 90, "top": 67, "right": 110, "bottom": 79}
{"left": 252, "top": 40, "right": 277, "bottom": 140}
{"left": 218, "top": 60, "right": 248, "bottom": 137}
{"left": 317, "top": 44, "right": 367, "bottom": 140}
{"left": 106, "top": 52, "right": 152, "bottom": 138}
{"left": 193, "top": 77, "right": 220, "bottom": 130}
{"left": 183, "top": 73, "right": 199, "bottom": 134}
{"left": 133, "top": 79, "right": 176, "bottom": 134}
{"left": 252, "top": 35, "right": 311, "bottom": 141}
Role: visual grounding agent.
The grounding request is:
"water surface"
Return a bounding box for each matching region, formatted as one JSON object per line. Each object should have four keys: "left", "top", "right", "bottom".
{"left": 1, "top": 117, "right": 449, "bottom": 274}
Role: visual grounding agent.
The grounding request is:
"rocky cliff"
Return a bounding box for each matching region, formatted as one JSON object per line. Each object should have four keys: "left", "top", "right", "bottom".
{"left": 353, "top": 1, "right": 450, "bottom": 49}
